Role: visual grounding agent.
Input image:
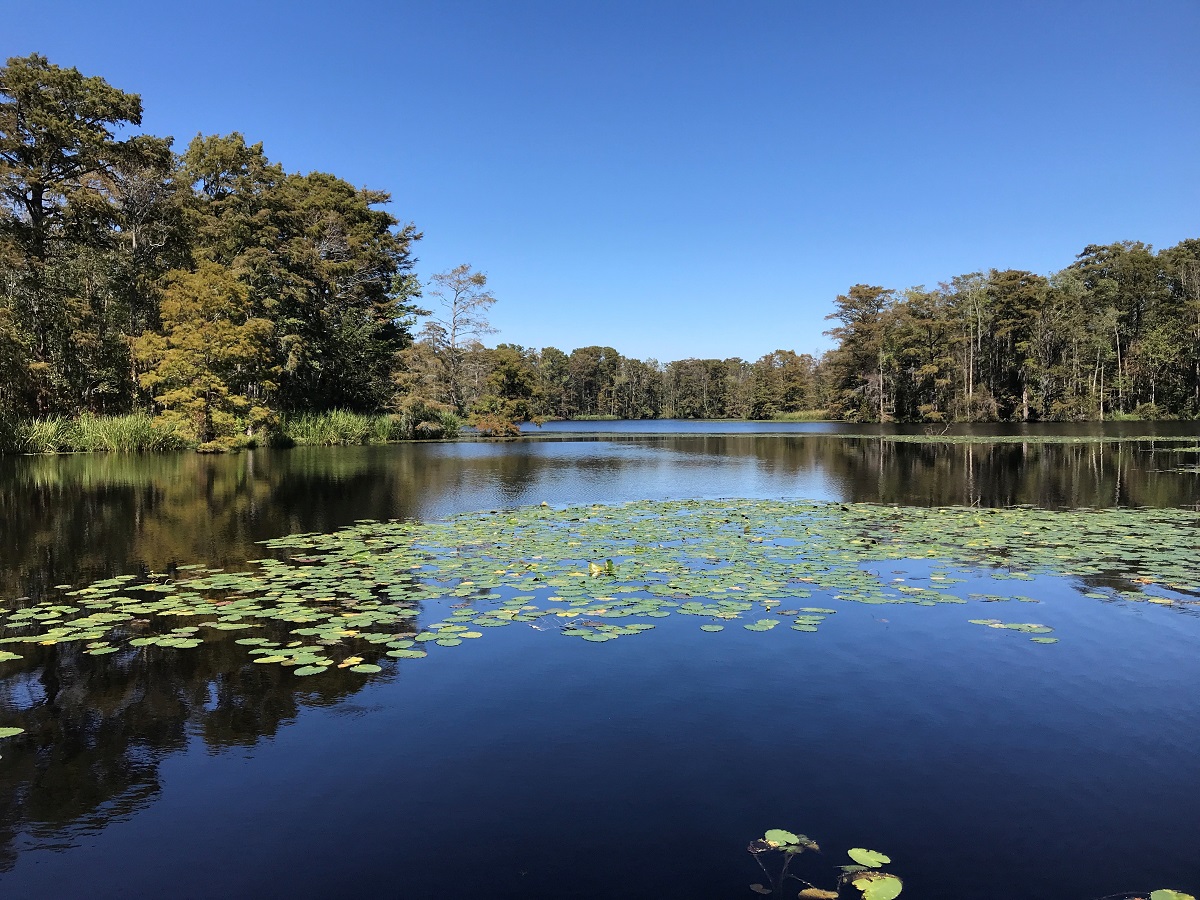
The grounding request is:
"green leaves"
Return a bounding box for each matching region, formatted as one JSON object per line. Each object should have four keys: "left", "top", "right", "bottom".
{"left": 0, "top": 495, "right": 1193, "bottom": 736}
{"left": 1149, "top": 891, "right": 1196, "bottom": 900}
{"left": 849, "top": 872, "right": 903, "bottom": 899}
{"left": 763, "top": 829, "right": 800, "bottom": 847}
{"left": 847, "top": 848, "right": 891, "bottom": 868}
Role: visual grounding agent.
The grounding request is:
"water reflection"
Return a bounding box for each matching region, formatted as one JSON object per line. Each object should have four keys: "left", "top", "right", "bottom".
{"left": 0, "top": 435, "right": 1197, "bottom": 599}
{"left": 0, "top": 630, "right": 385, "bottom": 870}
{"left": 0, "top": 431, "right": 1198, "bottom": 894}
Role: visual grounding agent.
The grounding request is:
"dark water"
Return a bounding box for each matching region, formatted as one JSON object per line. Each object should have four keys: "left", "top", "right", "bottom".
{"left": 1, "top": 426, "right": 1199, "bottom": 898}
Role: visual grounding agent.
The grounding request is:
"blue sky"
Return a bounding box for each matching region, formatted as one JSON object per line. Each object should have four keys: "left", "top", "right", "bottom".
{"left": 6, "top": 1, "right": 1198, "bottom": 360}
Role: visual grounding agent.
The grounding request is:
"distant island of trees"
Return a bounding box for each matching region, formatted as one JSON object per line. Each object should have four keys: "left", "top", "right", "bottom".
{"left": 2, "top": 54, "right": 1198, "bottom": 451}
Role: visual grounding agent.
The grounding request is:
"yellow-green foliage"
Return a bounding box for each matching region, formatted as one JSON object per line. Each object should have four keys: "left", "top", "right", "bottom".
{"left": 135, "top": 262, "right": 277, "bottom": 449}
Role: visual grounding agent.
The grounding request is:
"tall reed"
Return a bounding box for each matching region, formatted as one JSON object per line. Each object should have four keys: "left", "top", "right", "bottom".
{"left": 1, "top": 414, "right": 189, "bottom": 454}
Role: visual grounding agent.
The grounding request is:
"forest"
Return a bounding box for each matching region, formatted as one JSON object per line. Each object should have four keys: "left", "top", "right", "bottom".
{"left": 2, "top": 53, "right": 1199, "bottom": 451}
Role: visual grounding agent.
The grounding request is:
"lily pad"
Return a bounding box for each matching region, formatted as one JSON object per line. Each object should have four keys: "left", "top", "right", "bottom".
{"left": 847, "top": 848, "right": 891, "bottom": 868}
{"left": 763, "top": 828, "right": 800, "bottom": 847}
{"left": 850, "top": 872, "right": 903, "bottom": 899}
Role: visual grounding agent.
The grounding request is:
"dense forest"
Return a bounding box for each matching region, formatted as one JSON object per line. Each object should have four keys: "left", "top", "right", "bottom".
{"left": 2, "top": 54, "right": 1198, "bottom": 451}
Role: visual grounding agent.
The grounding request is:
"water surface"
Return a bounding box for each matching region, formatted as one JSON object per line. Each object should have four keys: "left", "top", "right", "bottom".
{"left": 0, "top": 424, "right": 1198, "bottom": 898}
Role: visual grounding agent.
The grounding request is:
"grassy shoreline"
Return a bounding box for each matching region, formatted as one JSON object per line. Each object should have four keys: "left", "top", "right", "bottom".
{"left": 3, "top": 410, "right": 1196, "bottom": 455}
{"left": 0, "top": 409, "right": 462, "bottom": 455}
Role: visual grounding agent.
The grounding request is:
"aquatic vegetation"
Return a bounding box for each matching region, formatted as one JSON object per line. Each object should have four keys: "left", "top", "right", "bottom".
{"left": 749, "top": 828, "right": 901, "bottom": 898}
{"left": 278, "top": 406, "right": 460, "bottom": 446}
{"left": 0, "top": 500, "right": 1197, "bottom": 686}
{"left": 745, "top": 826, "right": 1192, "bottom": 899}
{"left": 847, "top": 848, "right": 891, "bottom": 867}
{"left": 967, "top": 619, "right": 1058, "bottom": 643}
{"left": 5, "top": 414, "right": 189, "bottom": 454}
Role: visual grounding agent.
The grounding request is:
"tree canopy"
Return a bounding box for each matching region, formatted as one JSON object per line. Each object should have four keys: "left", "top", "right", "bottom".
{"left": 2, "top": 53, "right": 1198, "bottom": 439}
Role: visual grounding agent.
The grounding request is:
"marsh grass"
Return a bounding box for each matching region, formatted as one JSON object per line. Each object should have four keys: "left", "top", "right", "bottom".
{"left": 280, "top": 407, "right": 460, "bottom": 446}
{"left": 4, "top": 414, "right": 189, "bottom": 454}
{"left": 0, "top": 407, "right": 461, "bottom": 454}
{"left": 280, "top": 410, "right": 384, "bottom": 446}
{"left": 766, "top": 410, "right": 829, "bottom": 422}
{"left": 71, "top": 414, "right": 188, "bottom": 452}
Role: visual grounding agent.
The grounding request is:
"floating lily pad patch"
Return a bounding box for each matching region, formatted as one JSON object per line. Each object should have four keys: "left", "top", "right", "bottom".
{"left": 1, "top": 499, "right": 1196, "bottom": 692}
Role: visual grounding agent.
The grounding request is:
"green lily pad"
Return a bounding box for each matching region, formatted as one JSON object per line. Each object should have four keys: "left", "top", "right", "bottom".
{"left": 763, "top": 829, "right": 800, "bottom": 847}
{"left": 847, "top": 848, "right": 891, "bottom": 868}
{"left": 849, "top": 872, "right": 903, "bottom": 899}
{"left": 0, "top": 727, "right": 25, "bottom": 738}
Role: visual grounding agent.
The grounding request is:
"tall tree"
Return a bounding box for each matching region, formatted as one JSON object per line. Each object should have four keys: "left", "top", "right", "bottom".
{"left": 0, "top": 54, "right": 175, "bottom": 415}
{"left": 824, "top": 284, "right": 895, "bottom": 421}
{"left": 134, "top": 262, "right": 276, "bottom": 447}
{"left": 418, "top": 264, "right": 496, "bottom": 414}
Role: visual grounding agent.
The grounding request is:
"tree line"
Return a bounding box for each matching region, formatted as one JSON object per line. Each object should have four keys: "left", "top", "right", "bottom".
{"left": 3, "top": 54, "right": 1198, "bottom": 449}
{"left": 821, "top": 248, "right": 1200, "bottom": 423}
{"left": 401, "top": 239, "right": 1200, "bottom": 426}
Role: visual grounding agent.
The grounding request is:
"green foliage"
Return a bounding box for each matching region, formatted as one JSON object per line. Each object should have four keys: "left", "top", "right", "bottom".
{"left": 281, "top": 410, "right": 394, "bottom": 446}
{"left": 0, "top": 55, "right": 425, "bottom": 445}
{"left": 395, "top": 395, "right": 459, "bottom": 439}
{"left": 279, "top": 402, "right": 459, "bottom": 446}
{"left": 769, "top": 409, "right": 829, "bottom": 421}
{"left": 135, "top": 262, "right": 275, "bottom": 448}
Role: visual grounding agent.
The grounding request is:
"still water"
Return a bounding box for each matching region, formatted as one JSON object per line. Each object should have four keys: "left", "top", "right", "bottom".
{"left": 1, "top": 425, "right": 1198, "bottom": 898}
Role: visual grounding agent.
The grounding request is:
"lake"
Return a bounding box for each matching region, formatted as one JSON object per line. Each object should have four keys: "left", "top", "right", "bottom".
{"left": 1, "top": 423, "right": 1198, "bottom": 898}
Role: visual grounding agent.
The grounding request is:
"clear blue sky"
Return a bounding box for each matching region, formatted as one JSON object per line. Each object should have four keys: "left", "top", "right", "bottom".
{"left": 6, "top": 1, "right": 1198, "bottom": 360}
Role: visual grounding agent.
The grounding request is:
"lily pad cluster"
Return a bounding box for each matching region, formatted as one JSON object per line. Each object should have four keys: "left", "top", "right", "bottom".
{"left": 0, "top": 500, "right": 1196, "bottom": 692}
{"left": 750, "top": 829, "right": 903, "bottom": 898}
{"left": 967, "top": 619, "right": 1059, "bottom": 643}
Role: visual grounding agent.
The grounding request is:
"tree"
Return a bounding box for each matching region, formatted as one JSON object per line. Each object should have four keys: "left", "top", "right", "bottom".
{"left": 182, "top": 134, "right": 423, "bottom": 411}
{"left": 1, "top": 55, "right": 177, "bottom": 416}
{"left": 0, "top": 54, "right": 146, "bottom": 259}
{"left": 824, "top": 284, "right": 895, "bottom": 421}
{"left": 419, "top": 264, "right": 497, "bottom": 413}
{"left": 535, "top": 346, "right": 572, "bottom": 418}
{"left": 134, "top": 262, "right": 276, "bottom": 448}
